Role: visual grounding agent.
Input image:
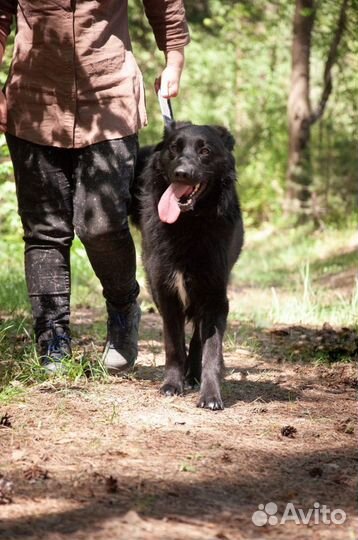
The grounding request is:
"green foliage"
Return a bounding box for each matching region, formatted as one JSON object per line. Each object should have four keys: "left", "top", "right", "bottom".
{"left": 131, "top": 0, "right": 356, "bottom": 226}
{"left": 0, "top": 1, "right": 356, "bottom": 226}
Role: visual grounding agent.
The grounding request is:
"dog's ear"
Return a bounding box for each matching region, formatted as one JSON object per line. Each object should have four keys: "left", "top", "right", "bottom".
{"left": 163, "top": 120, "right": 192, "bottom": 139}
{"left": 212, "top": 126, "right": 235, "bottom": 151}
{"left": 163, "top": 121, "right": 176, "bottom": 140}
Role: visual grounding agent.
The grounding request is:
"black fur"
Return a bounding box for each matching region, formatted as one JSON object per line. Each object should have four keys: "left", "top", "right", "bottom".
{"left": 132, "top": 122, "right": 244, "bottom": 410}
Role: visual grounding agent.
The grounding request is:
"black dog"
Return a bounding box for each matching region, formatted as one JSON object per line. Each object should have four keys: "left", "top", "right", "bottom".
{"left": 132, "top": 122, "right": 244, "bottom": 410}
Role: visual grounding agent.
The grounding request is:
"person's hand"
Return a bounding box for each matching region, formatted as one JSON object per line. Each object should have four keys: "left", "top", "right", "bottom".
{"left": 155, "top": 48, "right": 185, "bottom": 98}
{"left": 0, "top": 90, "right": 7, "bottom": 133}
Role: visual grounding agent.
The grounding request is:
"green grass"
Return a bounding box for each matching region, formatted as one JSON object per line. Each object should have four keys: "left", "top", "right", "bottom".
{"left": 0, "top": 223, "right": 356, "bottom": 397}
{"left": 0, "top": 315, "right": 108, "bottom": 392}
{"left": 230, "top": 225, "right": 357, "bottom": 327}
{"left": 0, "top": 383, "right": 25, "bottom": 405}
{"left": 233, "top": 224, "right": 356, "bottom": 287}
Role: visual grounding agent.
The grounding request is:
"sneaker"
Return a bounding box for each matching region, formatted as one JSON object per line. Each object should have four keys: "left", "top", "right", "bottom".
{"left": 38, "top": 325, "right": 72, "bottom": 374}
{"left": 102, "top": 302, "right": 141, "bottom": 373}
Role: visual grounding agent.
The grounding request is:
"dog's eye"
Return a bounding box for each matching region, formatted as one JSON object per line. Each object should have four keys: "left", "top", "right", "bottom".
{"left": 199, "top": 147, "right": 211, "bottom": 156}
{"left": 169, "top": 143, "right": 178, "bottom": 154}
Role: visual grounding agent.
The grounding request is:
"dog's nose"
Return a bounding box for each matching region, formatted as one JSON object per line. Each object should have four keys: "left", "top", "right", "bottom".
{"left": 174, "top": 168, "right": 191, "bottom": 182}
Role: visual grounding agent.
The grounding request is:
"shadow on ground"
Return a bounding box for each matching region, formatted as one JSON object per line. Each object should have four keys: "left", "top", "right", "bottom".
{"left": 1, "top": 445, "right": 357, "bottom": 539}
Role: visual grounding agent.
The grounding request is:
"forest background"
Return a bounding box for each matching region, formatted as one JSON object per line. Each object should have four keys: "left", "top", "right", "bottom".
{"left": 0, "top": 5, "right": 356, "bottom": 538}
{"left": 0, "top": 0, "right": 357, "bottom": 354}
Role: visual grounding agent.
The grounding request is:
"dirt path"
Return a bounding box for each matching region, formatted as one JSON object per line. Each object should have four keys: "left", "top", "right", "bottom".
{"left": 0, "top": 311, "right": 357, "bottom": 540}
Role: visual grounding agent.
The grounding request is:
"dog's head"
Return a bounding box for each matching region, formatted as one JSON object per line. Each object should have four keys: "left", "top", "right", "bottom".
{"left": 154, "top": 122, "right": 235, "bottom": 224}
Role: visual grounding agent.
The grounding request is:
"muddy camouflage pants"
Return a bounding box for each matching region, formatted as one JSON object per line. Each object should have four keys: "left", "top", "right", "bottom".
{"left": 6, "top": 133, "right": 139, "bottom": 338}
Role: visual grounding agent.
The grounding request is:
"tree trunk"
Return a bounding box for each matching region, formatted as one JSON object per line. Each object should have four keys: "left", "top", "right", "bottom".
{"left": 285, "top": 0, "right": 315, "bottom": 220}
{"left": 286, "top": 0, "right": 348, "bottom": 222}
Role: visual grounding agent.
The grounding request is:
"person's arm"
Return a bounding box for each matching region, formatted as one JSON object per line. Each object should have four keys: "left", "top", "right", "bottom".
{"left": 0, "top": 0, "right": 17, "bottom": 132}
{"left": 142, "top": 0, "right": 190, "bottom": 98}
{"left": 155, "top": 48, "right": 185, "bottom": 98}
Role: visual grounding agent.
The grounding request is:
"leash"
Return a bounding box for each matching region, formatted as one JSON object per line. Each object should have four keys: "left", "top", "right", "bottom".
{"left": 157, "top": 90, "right": 174, "bottom": 127}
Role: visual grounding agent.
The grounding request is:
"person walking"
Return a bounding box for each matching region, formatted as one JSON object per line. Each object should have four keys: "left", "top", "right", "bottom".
{"left": 0, "top": 0, "right": 189, "bottom": 373}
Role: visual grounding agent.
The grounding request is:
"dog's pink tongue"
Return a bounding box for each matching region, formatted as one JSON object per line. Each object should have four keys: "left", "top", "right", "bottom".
{"left": 158, "top": 183, "right": 192, "bottom": 224}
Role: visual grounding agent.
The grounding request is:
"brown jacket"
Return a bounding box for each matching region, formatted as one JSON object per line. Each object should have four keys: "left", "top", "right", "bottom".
{"left": 0, "top": 0, "right": 190, "bottom": 148}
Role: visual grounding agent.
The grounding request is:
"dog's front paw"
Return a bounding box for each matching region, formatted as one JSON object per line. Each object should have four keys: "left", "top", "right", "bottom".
{"left": 197, "top": 393, "right": 224, "bottom": 411}
{"left": 160, "top": 381, "right": 184, "bottom": 396}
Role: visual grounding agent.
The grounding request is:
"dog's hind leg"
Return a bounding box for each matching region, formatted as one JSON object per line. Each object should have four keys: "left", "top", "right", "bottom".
{"left": 159, "top": 295, "right": 187, "bottom": 397}
{"left": 185, "top": 323, "right": 202, "bottom": 388}
{"left": 197, "top": 300, "right": 228, "bottom": 411}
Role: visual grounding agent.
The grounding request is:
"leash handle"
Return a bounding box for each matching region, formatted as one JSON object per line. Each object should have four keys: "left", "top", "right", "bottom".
{"left": 157, "top": 90, "right": 174, "bottom": 127}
